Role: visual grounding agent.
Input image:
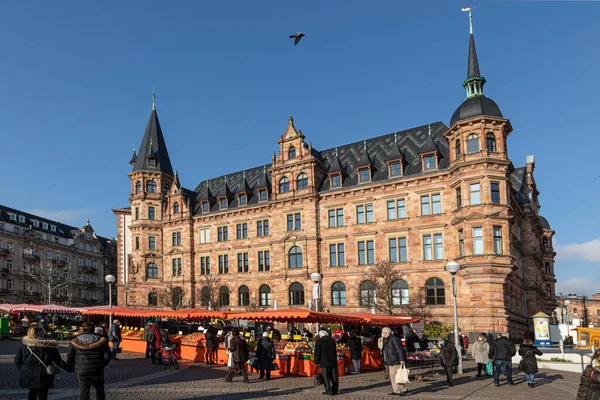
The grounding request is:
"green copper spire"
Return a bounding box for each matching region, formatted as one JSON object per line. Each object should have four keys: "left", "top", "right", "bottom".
{"left": 461, "top": 7, "right": 486, "bottom": 98}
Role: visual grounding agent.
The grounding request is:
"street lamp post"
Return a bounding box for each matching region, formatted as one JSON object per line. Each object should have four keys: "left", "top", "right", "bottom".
{"left": 310, "top": 273, "right": 322, "bottom": 333}
{"left": 105, "top": 275, "right": 116, "bottom": 308}
{"left": 445, "top": 261, "right": 463, "bottom": 374}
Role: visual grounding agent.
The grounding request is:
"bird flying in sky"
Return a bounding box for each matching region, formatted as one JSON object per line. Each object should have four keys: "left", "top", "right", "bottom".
{"left": 289, "top": 32, "right": 305, "bottom": 46}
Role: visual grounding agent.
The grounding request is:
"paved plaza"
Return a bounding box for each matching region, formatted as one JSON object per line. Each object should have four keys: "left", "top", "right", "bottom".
{"left": 0, "top": 341, "right": 582, "bottom": 400}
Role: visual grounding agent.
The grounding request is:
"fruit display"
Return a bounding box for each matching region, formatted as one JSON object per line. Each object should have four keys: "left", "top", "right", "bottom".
{"left": 121, "top": 330, "right": 143, "bottom": 338}
{"left": 181, "top": 333, "right": 205, "bottom": 343}
{"left": 275, "top": 340, "right": 289, "bottom": 351}
{"left": 282, "top": 341, "right": 312, "bottom": 353}
{"left": 336, "top": 344, "right": 348, "bottom": 352}
{"left": 170, "top": 334, "right": 183, "bottom": 343}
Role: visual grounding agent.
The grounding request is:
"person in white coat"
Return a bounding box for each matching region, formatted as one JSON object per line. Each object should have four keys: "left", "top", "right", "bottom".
{"left": 472, "top": 333, "right": 490, "bottom": 377}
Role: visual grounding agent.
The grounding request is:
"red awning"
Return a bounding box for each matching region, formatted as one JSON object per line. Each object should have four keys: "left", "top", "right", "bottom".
{"left": 339, "top": 312, "right": 419, "bottom": 326}
{"left": 226, "top": 308, "right": 363, "bottom": 324}
{"left": 9, "top": 304, "right": 84, "bottom": 315}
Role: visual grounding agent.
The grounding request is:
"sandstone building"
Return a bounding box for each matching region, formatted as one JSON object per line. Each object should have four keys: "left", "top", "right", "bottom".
{"left": 0, "top": 205, "right": 117, "bottom": 306}
{"left": 113, "top": 26, "right": 556, "bottom": 337}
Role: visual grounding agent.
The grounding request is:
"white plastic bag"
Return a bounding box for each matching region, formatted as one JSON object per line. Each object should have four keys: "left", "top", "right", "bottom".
{"left": 395, "top": 364, "right": 409, "bottom": 384}
{"left": 227, "top": 352, "right": 234, "bottom": 368}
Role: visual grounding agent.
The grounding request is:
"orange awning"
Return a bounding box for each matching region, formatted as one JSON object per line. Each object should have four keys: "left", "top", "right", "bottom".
{"left": 340, "top": 312, "right": 419, "bottom": 326}
{"left": 80, "top": 306, "right": 226, "bottom": 319}
{"left": 187, "top": 308, "right": 227, "bottom": 319}
{"left": 226, "top": 308, "right": 363, "bottom": 323}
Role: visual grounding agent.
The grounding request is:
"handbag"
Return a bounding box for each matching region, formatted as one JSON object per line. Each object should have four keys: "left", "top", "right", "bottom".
{"left": 313, "top": 367, "right": 324, "bottom": 386}
{"left": 518, "top": 349, "right": 534, "bottom": 370}
{"left": 485, "top": 360, "right": 493, "bottom": 376}
{"left": 27, "top": 346, "right": 60, "bottom": 376}
{"left": 395, "top": 364, "right": 410, "bottom": 384}
{"left": 272, "top": 362, "right": 279, "bottom": 371}
{"left": 247, "top": 357, "right": 259, "bottom": 370}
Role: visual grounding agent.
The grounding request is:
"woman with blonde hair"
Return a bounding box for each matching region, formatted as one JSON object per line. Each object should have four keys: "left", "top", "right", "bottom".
{"left": 518, "top": 338, "right": 543, "bottom": 388}
{"left": 577, "top": 349, "right": 600, "bottom": 399}
{"left": 14, "top": 325, "right": 68, "bottom": 400}
{"left": 472, "top": 333, "right": 490, "bottom": 377}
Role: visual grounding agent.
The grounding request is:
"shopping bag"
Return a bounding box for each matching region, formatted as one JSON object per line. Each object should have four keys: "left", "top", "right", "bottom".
{"left": 485, "top": 360, "right": 493, "bottom": 376}
{"left": 247, "top": 357, "right": 259, "bottom": 370}
{"left": 313, "top": 367, "right": 324, "bottom": 386}
{"left": 395, "top": 364, "right": 410, "bottom": 384}
{"left": 272, "top": 362, "right": 279, "bottom": 370}
{"left": 227, "top": 352, "right": 234, "bottom": 368}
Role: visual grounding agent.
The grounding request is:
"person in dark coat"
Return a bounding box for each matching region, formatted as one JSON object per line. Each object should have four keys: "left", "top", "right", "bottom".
{"left": 382, "top": 326, "right": 408, "bottom": 396}
{"left": 441, "top": 337, "right": 459, "bottom": 386}
{"left": 485, "top": 330, "right": 494, "bottom": 346}
{"left": 347, "top": 330, "right": 362, "bottom": 375}
{"left": 489, "top": 332, "right": 516, "bottom": 386}
{"left": 314, "top": 330, "right": 338, "bottom": 396}
{"left": 577, "top": 349, "right": 600, "bottom": 400}
{"left": 405, "top": 330, "right": 418, "bottom": 353}
{"left": 149, "top": 323, "right": 162, "bottom": 364}
{"left": 66, "top": 322, "right": 112, "bottom": 400}
{"left": 14, "top": 325, "right": 69, "bottom": 400}
{"left": 225, "top": 328, "right": 249, "bottom": 383}
{"left": 256, "top": 332, "right": 276, "bottom": 380}
{"left": 518, "top": 339, "right": 543, "bottom": 387}
{"left": 204, "top": 327, "right": 218, "bottom": 365}
{"left": 302, "top": 328, "right": 313, "bottom": 340}
{"left": 107, "top": 320, "right": 122, "bottom": 360}
{"left": 143, "top": 323, "right": 154, "bottom": 359}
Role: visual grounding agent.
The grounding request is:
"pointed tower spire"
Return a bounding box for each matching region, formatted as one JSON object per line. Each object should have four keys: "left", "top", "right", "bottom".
{"left": 129, "top": 145, "right": 137, "bottom": 165}
{"left": 152, "top": 86, "right": 156, "bottom": 110}
{"left": 462, "top": 8, "right": 486, "bottom": 98}
{"left": 133, "top": 102, "right": 174, "bottom": 175}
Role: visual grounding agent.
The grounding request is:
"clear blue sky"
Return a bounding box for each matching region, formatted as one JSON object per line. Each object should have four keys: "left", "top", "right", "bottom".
{"left": 1, "top": 1, "right": 598, "bottom": 295}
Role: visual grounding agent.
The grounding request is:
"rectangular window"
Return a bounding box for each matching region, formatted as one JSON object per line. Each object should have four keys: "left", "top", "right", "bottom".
{"left": 218, "top": 255, "right": 229, "bottom": 274}
{"left": 328, "top": 208, "right": 344, "bottom": 228}
{"left": 356, "top": 203, "right": 373, "bottom": 224}
{"left": 172, "top": 258, "right": 182, "bottom": 276}
{"left": 388, "top": 237, "right": 407, "bottom": 263}
{"left": 258, "top": 250, "right": 270, "bottom": 272}
{"left": 7, "top": 279, "right": 12, "bottom": 290}
{"left": 329, "top": 243, "right": 345, "bottom": 267}
{"left": 199, "top": 228, "right": 211, "bottom": 244}
{"left": 236, "top": 223, "right": 248, "bottom": 239}
{"left": 217, "top": 226, "right": 228, "bottom": 242}
{"left": 421, "top": 195, "right": 430, "bottom": 216}
{"left": 172, "top": 232, "right": 181, "bottom": 246}
{"left": 423, "top": 234, "right": 442, "bottom": 260}
{"left": 472, "top": 227, "right": 484, "bottom": 255}
{"left": 258, "top": 189, "right": 268, "bottom": 202}
{"left": 424, "top": 155, "right": 436, "bottom": 169}
{"left": 200, "top": 256, "right": 211, "bottom": 275}
{"left": 459, "top": 229, "right": 464, "bottom": 257}
{"left": 257, "top": 220, "right": 269, "bottom": 237}
{"left": 470, "top": 183, "right": 481, "bottom": 205}
{"left": 432, "top": 194, "right": 441, "bottom": 214}
{"left": 331, "top": 174, "right": 341, "bottom": 187}
{"left": 359, "top": 168, "right": 370, "bottom": 182}
{"left": 202, "top": 201, "right": 209, "bottom": 212}
{"left": 544, "top": 262, "right": 550, "bottom": 275}
{"left": 219, "top": 198, "right": 227, "bottom": 209}
{"left": 7, "top": 260, "right": 13, "bottom": 270}
{"left": 491, "top": 182, "right": 501, "bottom": 204}
{"left": 135, "top": 207, "right": 139, "bottom": 220}
{"left": 287, "top": 213, "right": 301, "bottom": 231}
{"left": 387, "top": 199, "right": 406, "bottom": 220}
{"left": 149, "top": 236, "right": 156, "bottom": 250}
{"left": 148, "top": 206, "right": 155, "bottom": 220}
{"left": 493, "top": 226, "right": 503, "bottom": 255}
{"left": 358, "top": 240, "right": 374, "bottom": 265}
{"left": 237, "top": 253, "right": 249, "bottom": 273}
{"left": 389, "top": 161, "right": 401, "bottom": 176}
{"left": 135, "top": 236, "right": 140, "bottom": 250}
{"left": 238, "top": 193, "right": 247, "bottom": 205}
{"left": 456, "top": 188, "right": 462, "bottom": 208}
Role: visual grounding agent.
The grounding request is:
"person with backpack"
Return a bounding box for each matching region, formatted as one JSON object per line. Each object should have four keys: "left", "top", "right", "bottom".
{"left": 107, "top": 320, "right": 122, "bottom": 360}
{"left": 143, "top": 323, "right": 154, "bottom": 359}
{"left": 14, "top": 325, "right": 69, "bottom": 400}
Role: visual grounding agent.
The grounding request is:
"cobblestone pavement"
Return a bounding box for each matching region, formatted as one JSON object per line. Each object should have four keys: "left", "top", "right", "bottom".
{"left": 0, "top": 340, "right": 582, "bottom": 399}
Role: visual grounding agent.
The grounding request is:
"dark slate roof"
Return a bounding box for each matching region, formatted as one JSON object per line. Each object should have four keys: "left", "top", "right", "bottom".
{"left": 129, "top": 149, "right": 137, "bottom": 164}
{"left": 450, "top": 96, "right": 503, "bottom": 126}
{"left": 510, "top": 167, "right": 527, "bottom": 207}
{"left": 467, "top": 34, "right": 481, "bottom": 79}
{"left": 0, "top": 203, "right": 112, "bottom": 243}
{"left": 539, "top": 216, "right": 551, "bottom": 230}
{"left": 133, "top": 109, "right": 174, "bottom": 176}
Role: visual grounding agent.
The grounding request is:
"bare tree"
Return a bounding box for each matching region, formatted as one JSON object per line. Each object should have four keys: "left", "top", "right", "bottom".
{"left": 581, "top": 296, "right": 590, "bottom": 327}
{"left": 404, "top": 289, "right": 433, "bottom": 323}
{"left": 361, "top": 260, "right": 403, "bottom": 316}
{"left": 245, "top": 300, "right": 264, "bottom": 312}
{"left": 157, "top": 278, "right": 187, "bottom": 310}
{"left": 197, "top": 273, "right": 222, "bottom": 310}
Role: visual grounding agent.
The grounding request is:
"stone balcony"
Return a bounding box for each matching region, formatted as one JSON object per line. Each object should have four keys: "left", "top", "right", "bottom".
{"left": 0, "top": 248, "right": 10, "bottom": 256}
{"left": 23, "top": 253, "right": 40, "bottom": 261}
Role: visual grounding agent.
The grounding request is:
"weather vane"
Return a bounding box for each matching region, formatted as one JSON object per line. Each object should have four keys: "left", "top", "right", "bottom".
{"left": 462, "top": 7, "right": 473, "bottom": 35}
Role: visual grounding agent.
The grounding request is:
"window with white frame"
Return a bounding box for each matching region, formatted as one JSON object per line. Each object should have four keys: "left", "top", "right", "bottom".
{"left": 423, "top": 233, "right": 443, "bottom": 260}
{"left": 357, "top": 240, "right": 374, "bottom": 265}
{"left": 470, "top": 183, "right": 481, "bottom": 205}
{"left": 472, "top": 227, "right": 484, "bottom": 255}
{"left": 199, "top": 228, "right": 211, "bottom": 244}
{"left": 329, "top": 243, "right": 345, "bottom": 267}
{"left": 493, "top": 226, "right": 503, "bottom": 255}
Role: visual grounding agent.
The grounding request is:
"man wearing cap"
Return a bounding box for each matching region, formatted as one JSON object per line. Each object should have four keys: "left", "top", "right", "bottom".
{"left": 108, "top": 320, "right": 122, "bottom": 360}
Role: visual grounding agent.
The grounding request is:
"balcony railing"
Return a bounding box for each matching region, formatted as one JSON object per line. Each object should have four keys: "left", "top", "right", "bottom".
{"left": 0, "top": 248, "right": 10, "bottom": 255}
{"left": 23, "top": 253, "right": 40, "bottom": 261}
{"left": 0, "top": 266, "right": 8, "bottom": 273}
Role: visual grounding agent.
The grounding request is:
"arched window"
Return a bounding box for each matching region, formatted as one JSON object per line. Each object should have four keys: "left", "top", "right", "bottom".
{"left": 542, "top": 237, "right": 549, "bottom": 248}
{"left": 135, "top": 181, "right": 142, "bottom": 194}
{"left": 146, "top": 263, "right": 158, "bottom": 279}
{"left": 239, "top": 285, "right": 250, "bottom": 306}
{"left": 288, "top": 246, "right": 303, "bottom": 269}
{"left": 455, "top": 139, "right": 461, "bottom": 158}
{"left": 279, "top": 177, "right": 290, "bottom": 193}
{"left": 392, "top": 279, "right": 409, "bottom": 305}
{"left": 259, "top": 284, "right": 271, "bottom": 306}
{"left": 289, "top": 282, "right": 304, "bottom": 305}
{"left": 331, "top": 282, "right": 347, "bottom": 306}
{"left": 146, "top": 180, "right": 157, "bottom": 193}
{"left": 219, "top": 286, "right": 230, "bottom": 307}
{"left": 486, "top": 133, "right": 497, "bottom": 153}
{"left": 466, "top": 134, "right": 479, "bottom": 154}
{"left": 148, "top": 292, "right": 158, "bottom": 306}
{"left": 296, "top": 173, "right": 308, "bottom": 190}
{"left": 173, "top": 202, "right": 180, "bottom": 214}
{"left": 173, "top": 287, "right": 183, "bottom": 307}
{"left": 288, "top": 146, "right": 296, "bottom": 160}
{"left": 360, "top": 281, "right": 376, "bottom": 307}
{"left": 425, "top": 278, "right": 445, "bottom": 305}
{"left": 201, "top": 287, "right": 210, "bottom": 307}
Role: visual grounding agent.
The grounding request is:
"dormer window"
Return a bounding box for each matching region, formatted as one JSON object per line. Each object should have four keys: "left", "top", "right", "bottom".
{"left": 135, "top": 181, "right": 142, "bottom": 194}
{"left": 423, "top": 154, "right": 437, "bottom": 170}
{"left": 42, "top": 222, "right": 48, "bottom": 230}
{"left": 219, "top": 197, "right": 228, "bottom": 209}
{"left": 330, "top": 173, "right": 341, "bottom": 188}
{"left": 32, "top": 220, "right": 39, "bottom": 228}
{"left": 279, "top": 177, "right": 290, "bottom": 193}
{"left": 146, "top": 180, "right": 157, "bottom": 193}
{"left": 296, "top": 173, "right": 308, "bottom": 190}
{"left": 201, "top": 201, "right": 209, "bottom": 213}
{"left": 173, "top": 202, "right": 180, "bottom": 214}
{"left": 455, "top": 139, "right": 461, "bottom": 158}
{"left": 162, "top": 183, "right": 169, "bottom": 193}
{"left": 288, "top": 146, "right": 296, "bottom": 160}
{"left": 18, "top": 216, "right": 25, "bottom": 223}
{"left": 466, "top": 134, "right": 480, "bottom": 153}
{"left": 147, "top": 157, "right": 156, "bottom": 167}
{"left": 358, "top": 167, "right": 371, "bottom": 183}
{"left": 10, "top": 214, "right": 16, "bottom": 221}
{"left": 388, "top": 161, "right": 402, "bottom": 177}
{"left": 50, "top": 225, "right": 56, "bottom": 232}
{"left": 238, "top": 193, "right": 247, "bottom": 205}
{"left": 258, "top": 189, "right": 268, "bottom": 202}
{"left": 486, "top": 133, "right": 497, "bottom": 152}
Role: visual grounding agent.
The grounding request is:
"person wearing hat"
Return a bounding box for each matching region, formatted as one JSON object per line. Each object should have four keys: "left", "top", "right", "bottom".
{"left": 256, "top": 332, "right": 276, "bottom": 380}
{"left": 108, "top": 320, "right": 122, "bottom": 360}
{"left": 15, "top": 325, "right": 69, "bottom": 400}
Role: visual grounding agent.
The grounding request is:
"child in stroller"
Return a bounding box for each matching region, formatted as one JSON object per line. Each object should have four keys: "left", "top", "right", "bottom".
{"left": 157, "top": 327, "right": 179, "bottom": 369}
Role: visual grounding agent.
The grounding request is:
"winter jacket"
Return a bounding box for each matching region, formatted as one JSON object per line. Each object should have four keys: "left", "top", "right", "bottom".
{"left": 347, "top": 336, "right": 362, "bottom": 360}
{"left": 462, "top": 335, "right": 470, "bottom": 349}
{"left": 472, "top": 340, "right": 490, "bottom": 365}
{"left": 67, "top": 332, "right": 112, "bottom": 376}
{"left": 418, "top": 334, "right": 429, "bottom": 350}
{"left": 204, "top": 330, "right": 218, "bottom": 349}
{"left": 577, "top": 365, "right": 600, "bottom": 400}
{"left": 228, "top": 335, "right": 249, "bottom": 364}
{"left": 485, "top": 332, "right": 494, "bottom": 346}
{"left": 108, "top": 324, "right": 121, "bottom": 342}
{"left": 314, "top": 336, "right": 337, "bottom": 368}
{"left": 270, "top": 329, "right": 281, "bottom": 341}
{"left": 518, "top": 344, "right": 542, "bottom": 374}
{"left": 14, "top": 337, "right": 66, "bottom": 390}
{"left": 256, "top": 337, "right": 276, "bottom": 369}
{"left": 489, "top": 336, "right": 516, "bottom": 361}
{"left": 150, "top": 327, "right": 162, "bottom": 349}
{"left": 382, "top": 335, "right": 406, "bottom": 366}
{"left": 441, "top": 342, "right": 458, "bottom": 367}
{"left": 405, "top": 332, "right": 418, "bottom": 353}
{"left": 143, "top": 327, "right": 154, "bottom": 343}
